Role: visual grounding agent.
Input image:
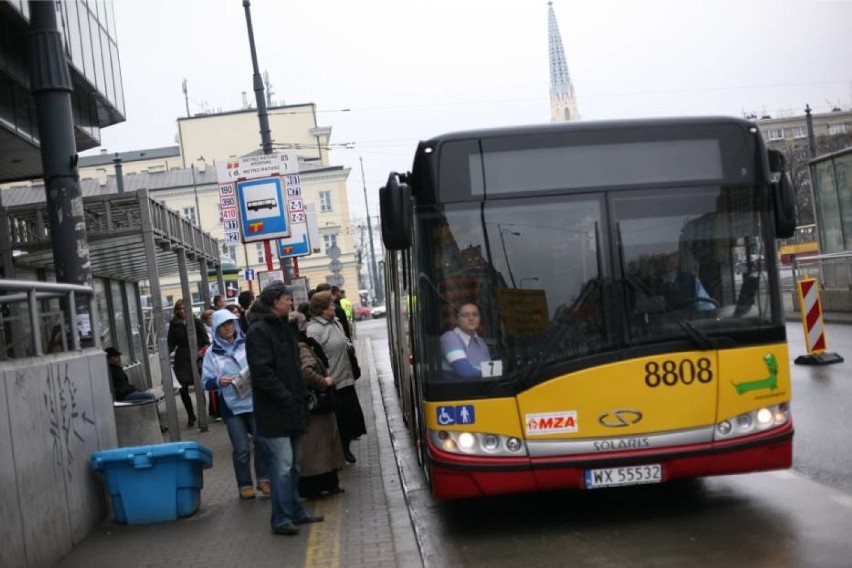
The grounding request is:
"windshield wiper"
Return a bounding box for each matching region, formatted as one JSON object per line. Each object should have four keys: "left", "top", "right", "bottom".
{"left": 626, "top": 276, "right": 717, "bottom": 351}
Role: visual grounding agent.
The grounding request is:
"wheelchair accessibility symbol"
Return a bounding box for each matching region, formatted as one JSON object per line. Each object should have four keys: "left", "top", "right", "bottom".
{"left": 436, "top": 405, "right": 476, "bottom": 426}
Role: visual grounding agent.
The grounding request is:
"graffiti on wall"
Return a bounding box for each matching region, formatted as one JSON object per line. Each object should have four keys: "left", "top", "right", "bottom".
{"left": 41, "top": 362, "right": 96, "bottom": 479}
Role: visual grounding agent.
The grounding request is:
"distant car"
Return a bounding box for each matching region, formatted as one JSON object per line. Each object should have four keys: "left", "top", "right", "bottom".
{"left": 354, "top": 305, "right": 372, "bottom": 321}
{"left": 371, "top": 305, "right": 386, "bottom": 319}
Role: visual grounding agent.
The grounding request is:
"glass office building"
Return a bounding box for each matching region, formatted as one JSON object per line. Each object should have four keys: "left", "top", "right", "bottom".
{"left": 0, "top": 0, "right": 125, "bottom": 182}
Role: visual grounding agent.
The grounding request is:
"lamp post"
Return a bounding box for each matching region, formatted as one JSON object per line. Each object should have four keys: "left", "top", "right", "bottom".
{"left": 361, "top": 157, "right": 382, "bottom": 303}
{"left": 242, "top": 0, "right": 294, "bottom": 281}
{"left": 498, "top": 226, "right": 520, "bottom": 288}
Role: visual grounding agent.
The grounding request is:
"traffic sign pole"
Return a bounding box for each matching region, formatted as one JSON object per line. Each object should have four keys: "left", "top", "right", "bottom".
{"left": 264, "top": 240, "right": 274, "bottom": 271}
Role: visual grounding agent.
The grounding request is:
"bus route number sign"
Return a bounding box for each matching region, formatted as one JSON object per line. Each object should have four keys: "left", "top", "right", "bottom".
{"left": 480, "top": 360, "right": 502, "bottom": 377}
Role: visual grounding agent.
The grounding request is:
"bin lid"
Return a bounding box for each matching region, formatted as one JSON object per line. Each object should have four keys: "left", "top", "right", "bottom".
{"left": 113, "top": 399, "right": 157, "bottom": 407}
{"left": 91, "top": 441, "right": 213, "bottom": 470}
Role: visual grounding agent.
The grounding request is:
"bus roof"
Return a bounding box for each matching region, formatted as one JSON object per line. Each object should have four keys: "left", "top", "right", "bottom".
{"left": 417, "top": 116, "right": 758, "bottom": 147}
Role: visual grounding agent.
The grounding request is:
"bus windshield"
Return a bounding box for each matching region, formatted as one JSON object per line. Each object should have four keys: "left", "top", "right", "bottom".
{"left": 419, "top": 184, "right": 780, "bottom": 393}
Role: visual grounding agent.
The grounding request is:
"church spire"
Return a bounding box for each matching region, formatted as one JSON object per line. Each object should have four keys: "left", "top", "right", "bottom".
{"left": 548, "top": 1, "right": 580, "bottom": 122}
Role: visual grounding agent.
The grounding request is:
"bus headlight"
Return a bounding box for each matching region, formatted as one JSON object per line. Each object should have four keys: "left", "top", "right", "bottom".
{"left": 715, "top": 403, "right": 791, "bottom": 440}
{"left": 506, "top": 437, "right": 523, "bottom": 453}
{"left": 482, "top": 434, "right": 500, "bottom": 451}
{"left": 429, "top": 430, "right": 528, "bottom": 457}
{"left": 457, "top": 432, "right": 476, "bottom": 450}
{"left": 756, "top": 408, "right": 773, "bottom": 426}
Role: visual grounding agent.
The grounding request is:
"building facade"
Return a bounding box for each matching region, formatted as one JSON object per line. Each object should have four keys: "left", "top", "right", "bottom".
{"left": 758, "top": 108, "right": 851, "bottom": 150}
{"left": 0, "top": 0, "right": 125, "bottom": 182}
{"left": 75, "top": 104, "right": 356, "bottom": 305}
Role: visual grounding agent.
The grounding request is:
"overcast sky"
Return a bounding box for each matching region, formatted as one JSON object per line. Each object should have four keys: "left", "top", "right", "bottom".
{"left": 89, "top": 0, "right": 852, "bottom": 221}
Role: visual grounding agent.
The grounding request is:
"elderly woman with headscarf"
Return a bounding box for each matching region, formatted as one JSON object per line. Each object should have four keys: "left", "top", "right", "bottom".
{"left": 290, "top": 310, "right": 346, "bottom": 499}
{"left": 202, "top": 309, "right": 270, "bottom": 499}
{"left": 306, "top": 291, "right": 366, "bottom": 464}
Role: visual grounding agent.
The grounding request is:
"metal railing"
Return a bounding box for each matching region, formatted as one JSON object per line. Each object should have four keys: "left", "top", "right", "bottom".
{"left": 0, "top": 279, "right": 100, "bottom": 359}
{"left": 792, "top": 250, "right": 852, "bottom": 290}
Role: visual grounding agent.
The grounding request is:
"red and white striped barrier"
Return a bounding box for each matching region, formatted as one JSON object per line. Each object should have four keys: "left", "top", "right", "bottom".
{"left": 795, "top": 277, "right": 843, "bottom": 365}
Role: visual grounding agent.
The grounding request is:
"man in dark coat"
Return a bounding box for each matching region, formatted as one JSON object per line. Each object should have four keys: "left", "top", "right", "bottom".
{"left": 106, "top": 347, "right": 155, "bottom": 402}
{"left": 246, "top": 282, "right": 324, "bottom": 535}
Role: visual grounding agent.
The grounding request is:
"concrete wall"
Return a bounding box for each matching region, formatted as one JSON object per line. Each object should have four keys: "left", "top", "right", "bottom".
{"left": 0, "top": 350, "right": 117, "bottom": 567}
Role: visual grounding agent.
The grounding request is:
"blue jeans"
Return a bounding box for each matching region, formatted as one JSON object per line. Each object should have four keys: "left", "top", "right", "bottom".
{"left": 124, "top": 391, "right": 156, "bottom": 401}
{"left": 257, "top": 436, "right": 307, "bottom": 529}
{"left": 224, "top": 412, "right": 269, "bottom": 489}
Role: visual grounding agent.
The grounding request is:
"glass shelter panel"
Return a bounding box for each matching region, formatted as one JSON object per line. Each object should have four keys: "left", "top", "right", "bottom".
{"left": 814, "top": 161, "right": 844, "bottom": 253}
{"left": 834, "top": 153, "right": 852, "bottom": 250}
{"left": 125, "top": 282, "right": 144, "bottom": 364}
{"left": 110, "top": 281, "right": 130, "bottom": 357}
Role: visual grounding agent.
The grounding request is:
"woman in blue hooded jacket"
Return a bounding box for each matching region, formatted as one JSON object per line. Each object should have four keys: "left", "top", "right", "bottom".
{"left": 202, "top": 309, "right": 270, "bottom": 499}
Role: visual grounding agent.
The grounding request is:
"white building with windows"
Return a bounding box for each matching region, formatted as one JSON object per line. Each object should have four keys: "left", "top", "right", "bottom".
{"left": 757, "top": 108, "right": 851, "bottom": 148}
{"left": 75, "top": 103, "right": 357, "bottom": 306}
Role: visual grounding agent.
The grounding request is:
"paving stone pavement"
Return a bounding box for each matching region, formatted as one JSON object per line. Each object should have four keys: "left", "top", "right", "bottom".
{"left": 56, "top": 336, "right": 421, "bottom": 568}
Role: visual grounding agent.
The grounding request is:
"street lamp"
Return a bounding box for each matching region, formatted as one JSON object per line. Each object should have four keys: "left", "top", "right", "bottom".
{"left": 520, "top": 277, "right": 539, "bottom": 288}
{"left": 498, "top": 226, "right": 520, "bottom": 288}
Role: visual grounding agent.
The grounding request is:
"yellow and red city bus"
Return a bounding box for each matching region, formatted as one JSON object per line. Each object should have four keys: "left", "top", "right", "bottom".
{"left": 779, "top": 224, "right": 818, "bottom": 265}
{"left": 380, "top": 117, "right": 797, "bottom": 499}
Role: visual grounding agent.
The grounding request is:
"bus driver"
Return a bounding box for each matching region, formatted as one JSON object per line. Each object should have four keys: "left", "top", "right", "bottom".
{"left": 440, "top": 303, "right": 492, "bottom": 379}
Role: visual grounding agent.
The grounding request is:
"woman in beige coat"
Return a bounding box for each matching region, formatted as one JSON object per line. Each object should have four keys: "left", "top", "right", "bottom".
{"left": 306, "top": 291, "right": 367, "bottom": 464}
{"left": 291, "top": 310, "right": 346, "bottom": 499}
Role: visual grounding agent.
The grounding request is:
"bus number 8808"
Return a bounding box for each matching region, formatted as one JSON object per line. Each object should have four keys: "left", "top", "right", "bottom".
{"left": 644, "top": 358, "right": 713, "bottom": 387}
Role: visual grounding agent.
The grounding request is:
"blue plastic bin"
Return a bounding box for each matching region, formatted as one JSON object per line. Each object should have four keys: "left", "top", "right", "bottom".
{"left": 91, "top": 441, "right": 213, "bottom": 524}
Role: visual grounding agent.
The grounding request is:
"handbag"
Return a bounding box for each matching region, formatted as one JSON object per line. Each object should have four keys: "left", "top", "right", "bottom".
{"left": 334, "top": 319, "right": 362, "bottom": 380}
{"left": 308, "top": 387, "right": 339, "bottom": 414}
{"left": 347, "top": 343, "right": 362, "bottom": 380}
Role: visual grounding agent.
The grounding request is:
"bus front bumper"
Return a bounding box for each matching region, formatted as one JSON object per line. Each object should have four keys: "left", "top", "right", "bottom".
{"left": 426, "top": 424, "right": 793, "bottom": 500}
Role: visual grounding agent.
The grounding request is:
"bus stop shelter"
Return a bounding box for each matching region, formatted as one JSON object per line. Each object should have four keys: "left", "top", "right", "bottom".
{"left": 0, "top": 187, "right": 224, "bottom": 438}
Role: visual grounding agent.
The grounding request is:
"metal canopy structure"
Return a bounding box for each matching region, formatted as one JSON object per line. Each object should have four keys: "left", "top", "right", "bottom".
{"left": 2, "top": 188, "right": 220, "bottom": 281}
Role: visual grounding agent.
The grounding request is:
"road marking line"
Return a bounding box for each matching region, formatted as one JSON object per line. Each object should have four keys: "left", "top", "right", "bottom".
{"left": 305, "top": 496, "right": 342, "bottom": 567}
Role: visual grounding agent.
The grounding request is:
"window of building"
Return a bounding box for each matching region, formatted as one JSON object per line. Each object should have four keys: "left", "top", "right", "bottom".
{"left": 792, "top": 126, "right": 807, "bottom": 139}
{"left": 323, "top": 233, "right": 338, "bottom": 252}
{"left": 768, "top": 129, "right": 784, "bottom": 141}
{"left": 220, "top": 243, "right": 237, "bottom": 262}
{"left": 828, "top": 123, "right": 847, "bottom": 136}
{"left": 319, "top": 191, "right": 333, "bottom": 212}
{"left": 183, "top": 207, "right": 197, "bottom": 224}
{"left": 256, "top": 243, "right": 265, "bottom": 264}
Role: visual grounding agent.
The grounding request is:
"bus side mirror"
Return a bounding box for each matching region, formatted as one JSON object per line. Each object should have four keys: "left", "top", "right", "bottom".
{"left": 768, "top": 149, "right": 796, "bottom": 239}
{"left": 380, "top": 172, "right": 412, "bottom": 250}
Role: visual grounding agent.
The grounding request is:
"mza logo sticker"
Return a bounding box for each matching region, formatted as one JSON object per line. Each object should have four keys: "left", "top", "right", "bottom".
{"left": 526, "top": 411, "right": 578, "bottom": 435}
